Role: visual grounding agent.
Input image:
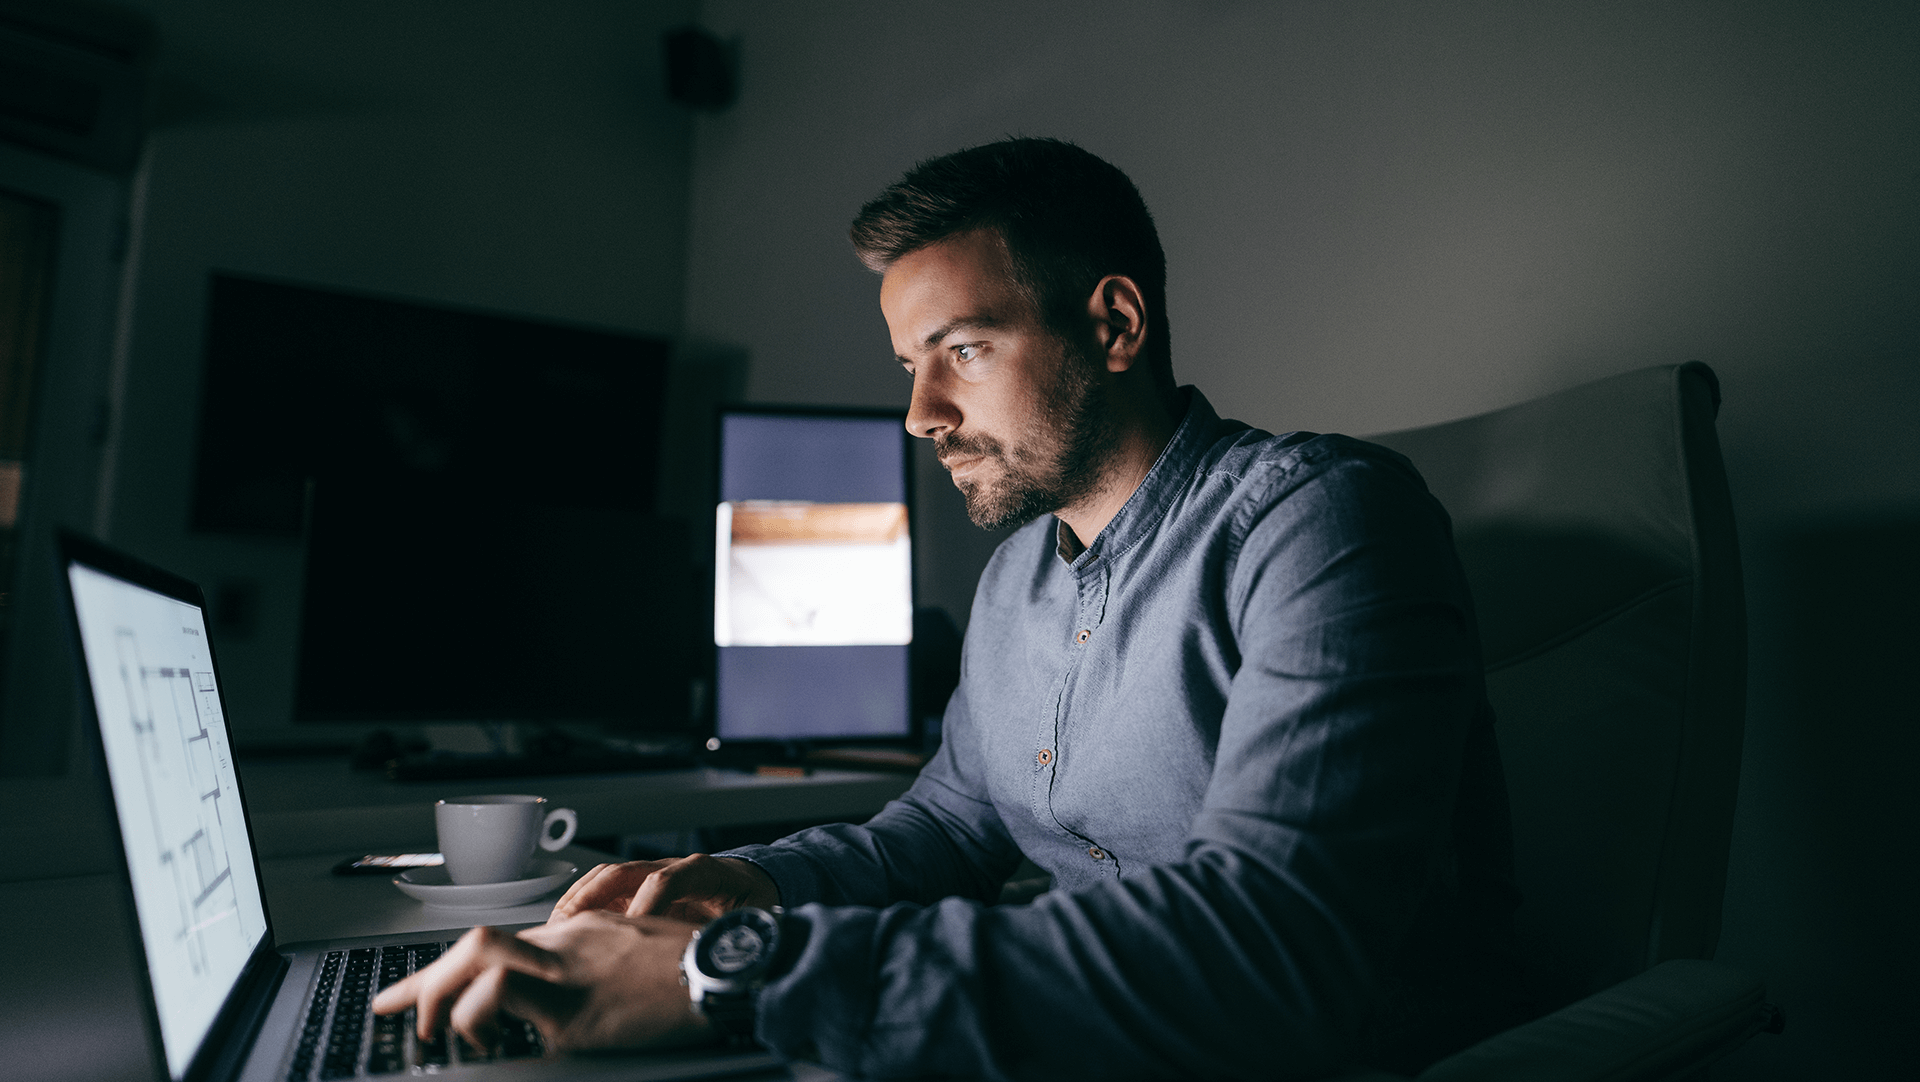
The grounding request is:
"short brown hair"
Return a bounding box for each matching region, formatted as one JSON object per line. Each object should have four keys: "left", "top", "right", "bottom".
{"left": 850, "top": 138, "right": 1173, "bottom": 395}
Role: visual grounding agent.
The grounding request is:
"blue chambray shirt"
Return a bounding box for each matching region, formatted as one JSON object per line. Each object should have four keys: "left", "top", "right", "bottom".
{"left": 722, "top": 389, "right": 1523, "bottom": 1079}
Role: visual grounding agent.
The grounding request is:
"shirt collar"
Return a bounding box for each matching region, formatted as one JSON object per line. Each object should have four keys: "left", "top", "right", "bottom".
{"left": 1054, "top": 386, "right": 1223, "bottom": 568}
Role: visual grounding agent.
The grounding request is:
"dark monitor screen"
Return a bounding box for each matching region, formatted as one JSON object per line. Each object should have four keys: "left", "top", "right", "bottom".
{"left": 189, "top": 273, "right": 691, "bottom": 728}
{"left": 190, "top": 273, "right": 668, "bottom": 536}
{"left": 714, "top": 409, "right": 912, "bottom": 742}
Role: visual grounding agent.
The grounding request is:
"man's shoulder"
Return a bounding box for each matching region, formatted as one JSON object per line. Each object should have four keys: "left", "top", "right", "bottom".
{"left": 1195, "top": 420, "right": 1426, "bottom": 507}
{"left": 964, "top": 414, "right": 1435, "bottom": 605}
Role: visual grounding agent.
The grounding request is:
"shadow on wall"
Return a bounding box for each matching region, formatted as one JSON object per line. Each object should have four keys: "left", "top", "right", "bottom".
{"left": 1772, "top": 517, "right": 1920, "bottom": 1060}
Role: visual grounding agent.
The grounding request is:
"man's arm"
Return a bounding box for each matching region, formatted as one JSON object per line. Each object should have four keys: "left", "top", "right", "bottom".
{"left": 716, "top": 686, "right": 1026, "bottom": 909}
{"left": 548, "top": 676, "right": 1025, "bottom": 922}
{"left": 373, "top": 674, "right": 1031, "bottom": 1053}
{"left": 747, "top": 451, "right": 1491, "bottom": 1079}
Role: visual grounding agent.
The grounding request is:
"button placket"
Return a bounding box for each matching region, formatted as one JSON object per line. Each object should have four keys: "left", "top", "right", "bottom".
{"left": 1033, "top": 565, "right": 1114, "bottom": 859}
{"left": 1070, "top": 566, "right": 1109, "bottom": 647}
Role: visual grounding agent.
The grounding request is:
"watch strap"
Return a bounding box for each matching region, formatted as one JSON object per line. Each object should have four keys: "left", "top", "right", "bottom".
{"left": 684, "top": 906, "right": 785, "bottom": 1042}
{"left": 695, "top": 990, "right": 759, "bottom": 1038}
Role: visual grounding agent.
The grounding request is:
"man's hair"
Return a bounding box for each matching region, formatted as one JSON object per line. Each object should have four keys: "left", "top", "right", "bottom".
{"left": 849, "top": 138, "right": 1174, "bottom": 397}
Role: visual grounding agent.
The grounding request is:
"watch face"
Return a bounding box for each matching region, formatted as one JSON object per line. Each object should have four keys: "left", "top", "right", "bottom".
{"left": 707, "top": 925, "right": 765, "bottom": 974}
{"left": 697, "top": 907, "right": 780, "bottom": 980}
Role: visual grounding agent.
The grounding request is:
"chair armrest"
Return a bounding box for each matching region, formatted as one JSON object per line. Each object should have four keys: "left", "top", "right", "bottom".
{"left": 1417, "top": 960, "right": 1769, "bottom": 1082}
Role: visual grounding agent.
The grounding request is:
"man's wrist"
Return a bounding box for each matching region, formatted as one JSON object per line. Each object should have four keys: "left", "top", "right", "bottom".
{"left": 680, "top": 906, "right": 789, "bottom": 1041}
{"left": 716, "top": 856, "right": 782, "bottom": 909}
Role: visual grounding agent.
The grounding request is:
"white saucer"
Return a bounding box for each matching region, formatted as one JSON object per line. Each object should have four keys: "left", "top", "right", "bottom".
{"left": 393, "top": 858, "right": 578, "bottom": 910}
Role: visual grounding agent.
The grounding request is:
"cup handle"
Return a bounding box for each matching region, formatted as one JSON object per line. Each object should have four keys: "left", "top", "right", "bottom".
{"left": 540, "top": 807, "right": 578, "bottom": 852}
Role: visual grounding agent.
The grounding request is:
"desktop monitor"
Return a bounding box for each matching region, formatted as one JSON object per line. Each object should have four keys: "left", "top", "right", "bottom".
{"left": 713, "top": 408, "right": 913, "bottom": 743}
{"left": 187, "top": 273, "right": 696, "bottom": 732}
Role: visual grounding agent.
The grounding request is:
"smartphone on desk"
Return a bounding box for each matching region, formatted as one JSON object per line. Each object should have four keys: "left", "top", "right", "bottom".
{"left": 332, "top": 853, "right": 444, "bottom": 875}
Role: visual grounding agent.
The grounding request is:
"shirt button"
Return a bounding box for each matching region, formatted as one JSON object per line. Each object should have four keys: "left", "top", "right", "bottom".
{"left": 1036, "top": 748, "right": 1052, "bottom": 766}
{"left": 1074, "top": 628, "right": 1092, "bottom": 644}
{"left": 1088, "top": 847, "right": 1106, "bottom": 861}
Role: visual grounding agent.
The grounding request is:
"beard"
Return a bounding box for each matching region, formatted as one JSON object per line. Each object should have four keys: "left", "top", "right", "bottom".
{"left": 936, "top": 335, "right": 1121, "bottom": 531}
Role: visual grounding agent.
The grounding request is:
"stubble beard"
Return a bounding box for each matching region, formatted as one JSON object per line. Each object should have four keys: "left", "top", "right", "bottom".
{"left": 937, "top": 335, "right": 1121, "bottom": 532}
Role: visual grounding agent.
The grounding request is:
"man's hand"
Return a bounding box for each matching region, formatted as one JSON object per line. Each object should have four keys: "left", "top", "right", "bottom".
{"left": 549, "top": 854, "right": 779, "bottom": 925}
{"left": 369, "top": 912, "right": 713, "bottom": 1053}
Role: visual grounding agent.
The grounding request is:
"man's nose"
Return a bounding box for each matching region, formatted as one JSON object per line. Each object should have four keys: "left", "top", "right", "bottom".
{"left": 905, "top": 368, "right": 958, "bottom": 440}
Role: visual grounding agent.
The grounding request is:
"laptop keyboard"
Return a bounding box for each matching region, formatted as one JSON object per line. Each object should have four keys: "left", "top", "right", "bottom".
{"left": 287, "top": 942, "right": 545, "bottom": 1079}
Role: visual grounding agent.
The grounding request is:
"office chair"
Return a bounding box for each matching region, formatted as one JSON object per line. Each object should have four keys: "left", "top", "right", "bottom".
{"left": 1350, "top": 362, "right": 1778, "bottom": 1081}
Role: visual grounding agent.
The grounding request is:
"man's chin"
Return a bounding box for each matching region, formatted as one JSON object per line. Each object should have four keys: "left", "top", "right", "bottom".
{"left": 954, "top": 479, "right": 1000, "bottom": 529}
{"left": 957, "top": 480, "right": 1046, "bottom": 531}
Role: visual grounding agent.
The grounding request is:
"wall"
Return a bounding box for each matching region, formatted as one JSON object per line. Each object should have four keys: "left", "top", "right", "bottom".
{"left": 679, "top": 1, "right": 1919, "bottom": 1076}
{"left": 97, "top": 0, "right": 700, "bottom": 738}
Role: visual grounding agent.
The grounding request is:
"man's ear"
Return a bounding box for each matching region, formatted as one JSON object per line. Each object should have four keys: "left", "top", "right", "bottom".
{"left": 1086, "top": 275, "right": 1148, "bottom": 373}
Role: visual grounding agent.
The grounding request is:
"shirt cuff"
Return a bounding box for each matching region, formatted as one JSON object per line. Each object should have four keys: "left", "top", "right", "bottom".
{"left": 748, "top": 903, "right": 880, "bottom": 1071}
{"left": 714, "top": 843, "right": 829, "bottom": 907}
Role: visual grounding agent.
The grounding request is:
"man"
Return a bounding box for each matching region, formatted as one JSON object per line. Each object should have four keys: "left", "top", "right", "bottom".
{"left": 374, "top": 138, "right": 1528, "bottom": 1078}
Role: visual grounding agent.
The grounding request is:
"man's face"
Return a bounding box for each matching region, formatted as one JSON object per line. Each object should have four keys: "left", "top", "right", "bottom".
{"left": 881, "top": 230, "right": 1116, "bottom": 531}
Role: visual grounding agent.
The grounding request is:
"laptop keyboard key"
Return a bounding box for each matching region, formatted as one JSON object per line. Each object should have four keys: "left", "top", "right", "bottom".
{"left": 289, "top": 940, "right": 459, "bottom": 1079}
{"left": 316, "top": 950, "right": 378, "bottom": 1077}
{"left": 289, "top": 952, "right": 346, "bottom": 1079}
{"left": 500, "top": 1016, "right": 543, "bottom": 1059}
{"left": 366, "top": 1012, "right": 405, "bottom": 1074}
{"left": 420, "top": 1030, "right": 449, "bottom": 1067}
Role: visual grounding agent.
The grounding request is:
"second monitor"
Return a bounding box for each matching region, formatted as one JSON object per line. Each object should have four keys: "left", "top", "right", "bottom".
{"left": 713, "top": 408, "right": 914, "bottom": 744}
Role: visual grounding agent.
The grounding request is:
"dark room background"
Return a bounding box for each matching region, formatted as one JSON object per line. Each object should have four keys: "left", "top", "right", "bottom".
{"left": 2, "top": 2, "right": 1913, "bottom": 1077}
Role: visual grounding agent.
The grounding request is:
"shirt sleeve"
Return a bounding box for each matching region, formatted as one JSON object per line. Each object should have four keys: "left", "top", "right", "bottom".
{"left": 742, "top": 448, "right": 1494, "bottom": 1079}
{"left": 717, "top": 673, "right": 1027, "bottom": 910}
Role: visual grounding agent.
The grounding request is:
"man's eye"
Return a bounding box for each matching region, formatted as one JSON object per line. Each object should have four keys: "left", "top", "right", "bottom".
{"left": 955, "top": 344, "right": 979, "bottom": 361}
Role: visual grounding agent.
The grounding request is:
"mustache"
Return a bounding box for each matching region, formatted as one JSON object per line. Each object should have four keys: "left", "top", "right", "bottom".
{"left": 934, "top": 431, "right": 1005, "bottom": 467}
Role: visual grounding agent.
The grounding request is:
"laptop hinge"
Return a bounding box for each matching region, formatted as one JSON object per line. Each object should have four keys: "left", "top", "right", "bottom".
{"left": 188, "top": 946, "right": 290, "bottom": 1082}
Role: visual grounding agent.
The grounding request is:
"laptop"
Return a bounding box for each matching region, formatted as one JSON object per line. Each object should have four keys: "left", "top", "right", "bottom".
{"left": 57, "top": 532, "right": 784, "bottom": 1082}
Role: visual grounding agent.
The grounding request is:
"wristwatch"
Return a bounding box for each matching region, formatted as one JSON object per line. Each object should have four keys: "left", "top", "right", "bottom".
{"left": 681, "top": 906, "right": 784, "bottom": 1039}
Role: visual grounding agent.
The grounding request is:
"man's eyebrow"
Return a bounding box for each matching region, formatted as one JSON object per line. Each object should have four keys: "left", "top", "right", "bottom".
{"left": 895, "top": 314, "right": 1004, "bottom": 364}
{"left": 920, "top": 314, "right": 1001, "bottom": 350}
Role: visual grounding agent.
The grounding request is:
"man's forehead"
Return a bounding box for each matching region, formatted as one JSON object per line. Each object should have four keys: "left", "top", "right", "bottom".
{"left": 880, "top": 229, "right": 1029, "bottom": 343}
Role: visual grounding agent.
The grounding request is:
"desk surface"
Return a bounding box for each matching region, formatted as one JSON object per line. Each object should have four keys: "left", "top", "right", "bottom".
{"left": 266, "top": 843, "right": 608, "bottom": 943}
{"left": 0, "top": 756, "right": 912, "bottom": 1081}
{"left": 1, "top": 844, "right": 845, "bottom": 1081}
{"left": 238, "top": 758, "right": 915, "bottom": 859}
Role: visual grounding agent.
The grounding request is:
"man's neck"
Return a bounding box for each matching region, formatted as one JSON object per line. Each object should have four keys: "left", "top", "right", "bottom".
{"left": 1054, "top": 391, "right": 1182, "bottom": 552}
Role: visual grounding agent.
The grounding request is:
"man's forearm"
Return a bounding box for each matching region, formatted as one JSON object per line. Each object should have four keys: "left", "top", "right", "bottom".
{"left": 717, "top": 772, "right": 1022, "bottom": 909}
{"left": 751, "top": 840, "right": 1384, "bottom": 1080}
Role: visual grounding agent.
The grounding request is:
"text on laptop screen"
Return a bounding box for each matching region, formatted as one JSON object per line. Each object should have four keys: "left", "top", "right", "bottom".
{"left": 68, "top": 563, "right": 269, "bottom": 1079}
{"left": 714, "top": 412, "right": 912, "bottom": 740}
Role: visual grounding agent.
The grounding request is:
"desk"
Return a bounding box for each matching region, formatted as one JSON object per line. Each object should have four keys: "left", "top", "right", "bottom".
{"left": 0, "top": 754, "right": 907, "bottom": 1081}
{"left": 237, "top": 759, "right": 916, "bottom": 859}
{"left": 0, "top": 844, "right": 844, "bottom": 1082}
{"left": 265, "top": 843, "right": 613, "bottom": 944}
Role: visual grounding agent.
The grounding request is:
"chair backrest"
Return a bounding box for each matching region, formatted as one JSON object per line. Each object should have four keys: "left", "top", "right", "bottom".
{"left": 1368, "top": 363, "right": 1746, "bottom": 1012}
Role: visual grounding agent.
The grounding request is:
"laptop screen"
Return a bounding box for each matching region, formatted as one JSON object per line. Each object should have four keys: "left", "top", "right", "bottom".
{"left": 67, "top": 560, "right": 270, "bottom": 1079}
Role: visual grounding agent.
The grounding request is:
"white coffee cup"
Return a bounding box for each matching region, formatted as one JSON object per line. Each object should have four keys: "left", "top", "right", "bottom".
{"left": 434, "top": 794, "right": 578, "bottom": 885}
